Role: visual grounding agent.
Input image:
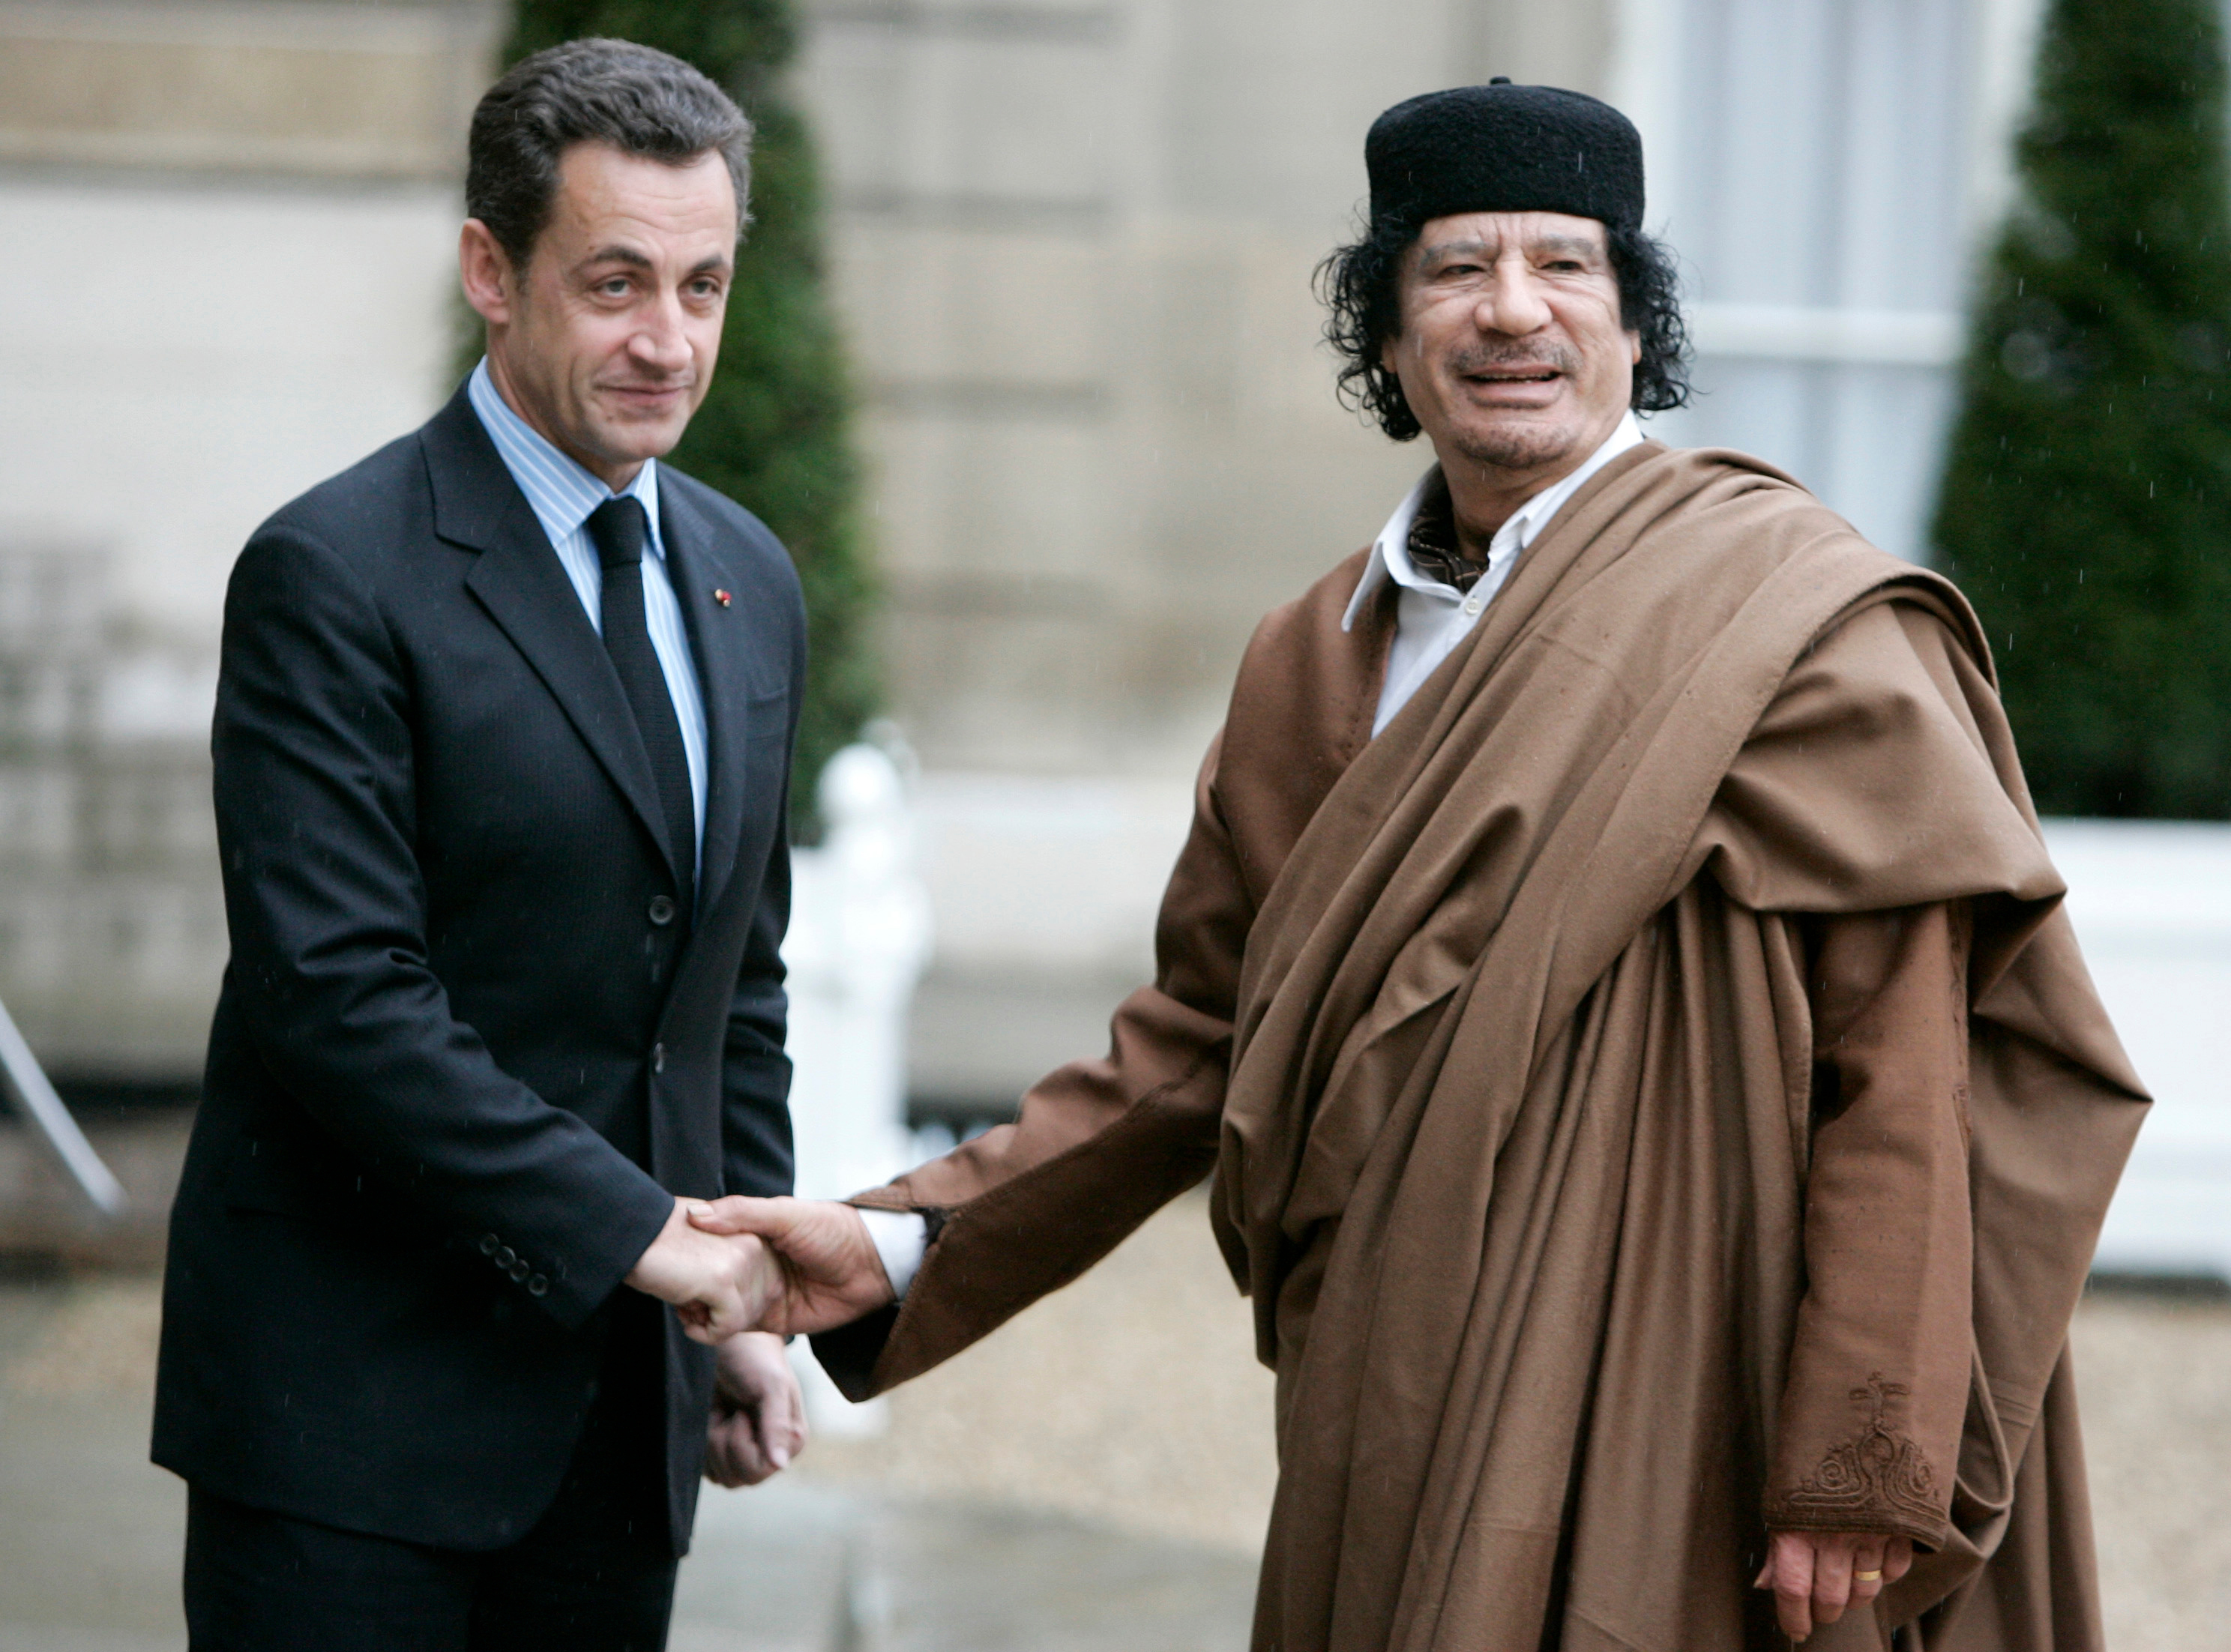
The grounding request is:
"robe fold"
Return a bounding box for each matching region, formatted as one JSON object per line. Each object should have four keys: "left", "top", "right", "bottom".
{"left": 822, "top": 443, "right": 2146, "bottom": 1651}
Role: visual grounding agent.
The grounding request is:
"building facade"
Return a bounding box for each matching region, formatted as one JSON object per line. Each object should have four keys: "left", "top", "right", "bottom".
{"left": 0, "top": 0, "right": 503, "bottom": 1078}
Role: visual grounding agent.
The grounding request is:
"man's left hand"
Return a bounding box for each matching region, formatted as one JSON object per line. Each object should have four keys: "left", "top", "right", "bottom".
{"left": 704, "top": 1330, "right": 807, "bottom": 1487}
{"left": 1755, "top": 1529, "right": 1914, "bottom": 1642}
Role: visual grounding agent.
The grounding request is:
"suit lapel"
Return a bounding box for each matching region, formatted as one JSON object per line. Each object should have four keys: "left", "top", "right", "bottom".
{"left": 660, "top": 484, "right": 753, "bottom": 920}
{"left": 423, "top": 391, "right": 680, "bottom": 882}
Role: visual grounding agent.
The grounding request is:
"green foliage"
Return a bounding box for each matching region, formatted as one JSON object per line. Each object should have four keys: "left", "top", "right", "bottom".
{"left": 1935, "top": 0, "right": 2231, "bottom": 817}
{"left": 499, "top": 0, "right": 879, "bottom": 839}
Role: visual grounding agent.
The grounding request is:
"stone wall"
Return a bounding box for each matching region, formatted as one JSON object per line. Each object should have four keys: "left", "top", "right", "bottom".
{"left": 0, "top": 535, "right": 222, "bottom": 1073}
{"left": 797, "top": 0, "right": 1617, "bottom": 780}
{"left": 0, "top": 0, "right": 496, "bottom": 1078}
{"left": 0, "top": 0, "right": 502, "bottom": 178}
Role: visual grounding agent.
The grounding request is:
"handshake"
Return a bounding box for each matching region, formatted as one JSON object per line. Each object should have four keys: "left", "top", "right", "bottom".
{"left": 623, "top": 1193, "right": 894, "bottom": 1345}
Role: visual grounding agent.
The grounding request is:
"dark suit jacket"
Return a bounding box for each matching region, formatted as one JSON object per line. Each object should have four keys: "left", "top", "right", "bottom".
{"left": 152, "top": 385, "right": 804, "bottom": 1554}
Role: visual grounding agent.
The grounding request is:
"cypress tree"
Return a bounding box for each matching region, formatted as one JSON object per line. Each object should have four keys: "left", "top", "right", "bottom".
{"left": 1933, "top": 0, "right": 2231, "bottom": 817}
{"left": 497, "top": 0, "right": 878, "bottom": 839}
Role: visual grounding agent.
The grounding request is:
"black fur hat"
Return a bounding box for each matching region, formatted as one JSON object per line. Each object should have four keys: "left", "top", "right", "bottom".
{"left": 1366, "top": 81, "right": 1644, "bottom": 236}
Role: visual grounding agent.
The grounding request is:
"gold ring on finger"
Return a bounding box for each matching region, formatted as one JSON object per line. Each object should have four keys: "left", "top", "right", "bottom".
{"left": 1854, "top": 1569, "right": 1883, "bottom": 1582}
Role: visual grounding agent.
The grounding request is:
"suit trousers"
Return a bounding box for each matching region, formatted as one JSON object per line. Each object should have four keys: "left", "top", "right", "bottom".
{"left": 182, "top": 1295, "right": 678, "bottom": 1652}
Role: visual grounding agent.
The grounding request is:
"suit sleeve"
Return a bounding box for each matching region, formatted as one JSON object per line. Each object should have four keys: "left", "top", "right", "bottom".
{"left": 813, "top": 732, "right": 1245, "bottom": 1397}
{"left": 213, "top": 528, "right": 673, "bottom": 1330}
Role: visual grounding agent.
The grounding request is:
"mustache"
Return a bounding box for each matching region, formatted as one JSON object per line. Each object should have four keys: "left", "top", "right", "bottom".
{"left": 1446, "top": 343, "right": 1580, "bottom": 378}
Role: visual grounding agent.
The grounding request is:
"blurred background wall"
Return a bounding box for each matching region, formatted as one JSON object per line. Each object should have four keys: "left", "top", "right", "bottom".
{"left": 0, "top": 0, "right": 505, "bottom": 1086}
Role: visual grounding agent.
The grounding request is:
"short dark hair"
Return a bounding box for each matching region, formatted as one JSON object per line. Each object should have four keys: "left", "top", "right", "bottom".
{"left": 466, "top": 37, "right": 753, "bottom": 269}
{"left": 1316, "top": 214, "right": 1693, "bottom": 440}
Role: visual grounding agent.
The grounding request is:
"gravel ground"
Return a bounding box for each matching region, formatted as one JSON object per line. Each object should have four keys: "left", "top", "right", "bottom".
{"left": 795, "top": 1191, "right": 1279, "bottom": 1553}
{"left": 2070, "top": 1291, "right": 2231, "bottom": 1647}
{"left": 801, "top": 1190, "right": 2231, "bottom": 1644}
{"left": 4, "top": 1199, "right": 2226, "bottom": 1646}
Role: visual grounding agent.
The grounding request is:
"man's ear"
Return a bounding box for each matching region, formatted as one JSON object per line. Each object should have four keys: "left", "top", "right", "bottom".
{"left": 1628, "top": 328, "right": 1643, "bottom": 365}
{"left": 459, "top": 220, "right": 517, "bottom": 328}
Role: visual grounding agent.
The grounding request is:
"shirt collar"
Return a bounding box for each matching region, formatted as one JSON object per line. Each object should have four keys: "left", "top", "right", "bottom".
{"left": 1342, "top": 411, "right": 1645, "bottom": 631}
{"left": 466, "top": 358, "right": 663, "bottom": 558}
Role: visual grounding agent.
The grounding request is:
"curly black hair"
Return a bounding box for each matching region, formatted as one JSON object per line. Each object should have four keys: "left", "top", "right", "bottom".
{"left": 1316, "top": 215, "right": 1692, "bottom": 440}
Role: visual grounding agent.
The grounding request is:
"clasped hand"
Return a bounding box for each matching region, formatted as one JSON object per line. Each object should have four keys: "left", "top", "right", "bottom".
{"left": 684, "top": 1194, "right": 897, "bottom": 1335}
{"left": 624, "top": 1194, "right": 895, "bottom": 1344}
{"left": 623, "top": 1197, "right": 782, "bottom": 1345}
{"left": 624, "top": 1199, "right": 846, "bottom": 1492}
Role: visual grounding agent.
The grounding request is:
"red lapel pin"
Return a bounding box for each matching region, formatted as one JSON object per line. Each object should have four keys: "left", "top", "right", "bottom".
{"left": 713, "top": 588, "right": 732, "bottom": 607}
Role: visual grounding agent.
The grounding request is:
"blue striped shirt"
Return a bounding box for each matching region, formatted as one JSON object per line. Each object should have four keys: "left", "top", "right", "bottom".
{"left": 466, "top": 359, "right": 708, "bottom": 851}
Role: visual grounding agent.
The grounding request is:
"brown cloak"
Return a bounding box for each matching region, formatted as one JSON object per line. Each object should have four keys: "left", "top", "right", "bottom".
{"left": 824, "top": 444, "right": 2146, "bottom": 1651}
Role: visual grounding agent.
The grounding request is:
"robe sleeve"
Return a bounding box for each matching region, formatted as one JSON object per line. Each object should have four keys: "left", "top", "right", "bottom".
{"left": 810, "top": 733, "right": 1245, "bottom": 1399}
{"left": 1763, "top": 901, "right": 1972, "bottom": 1550}
{"left": 1696, "top": 597, "right": 2003, "bottom": 1548}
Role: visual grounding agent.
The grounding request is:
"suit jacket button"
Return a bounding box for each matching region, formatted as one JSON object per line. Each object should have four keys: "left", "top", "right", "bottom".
{"left": 528, "top": 1273, "right": 549, "bottom": 1297}
{"left": 509, "top": 1260, "right": 530, "bottom": 1283}
{"left": 652, "top": 1042, "right": 666, "bottom": 1074}
{"left": 479, "top": 1233, "right": 500, "bottom": 1255}
{"left": 648, "top": 895, "right": 676, "bottom": 926}
{"left": 495, "top": 1246, "right": 516, "bottom": 1269}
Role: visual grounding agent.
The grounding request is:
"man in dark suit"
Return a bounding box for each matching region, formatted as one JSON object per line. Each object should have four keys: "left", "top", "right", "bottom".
{"left": 153, "top": 38, "right": 805, "bottom": 1650}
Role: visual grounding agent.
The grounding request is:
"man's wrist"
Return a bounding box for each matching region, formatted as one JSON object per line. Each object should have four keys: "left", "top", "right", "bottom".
{"left": 623, "top": 1199, "right": 692, "bottom": 1293}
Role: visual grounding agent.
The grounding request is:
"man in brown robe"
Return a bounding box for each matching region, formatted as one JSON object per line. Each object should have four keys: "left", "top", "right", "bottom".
{"left": 697, "top": 84, "right": 2148, "bottom": 1650}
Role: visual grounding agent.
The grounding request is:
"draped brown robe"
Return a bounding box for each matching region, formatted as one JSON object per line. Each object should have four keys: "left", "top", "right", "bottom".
{"left": 818, "top": 444, "right": 2148, "bottom": 1651}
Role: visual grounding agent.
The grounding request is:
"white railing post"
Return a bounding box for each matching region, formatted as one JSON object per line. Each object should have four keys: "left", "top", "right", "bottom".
{"left": 780, "top": 741, "right": 933, "bottom": 1435}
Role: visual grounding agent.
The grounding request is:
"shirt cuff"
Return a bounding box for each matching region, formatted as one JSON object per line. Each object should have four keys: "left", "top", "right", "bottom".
{"left": 855, "top": 1208, "right": 929, "bottom": 1300}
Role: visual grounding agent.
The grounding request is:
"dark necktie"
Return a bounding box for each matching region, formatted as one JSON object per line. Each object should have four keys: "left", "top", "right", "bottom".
{"left": 585, "top": 496, "right": 696, "bottom": 913}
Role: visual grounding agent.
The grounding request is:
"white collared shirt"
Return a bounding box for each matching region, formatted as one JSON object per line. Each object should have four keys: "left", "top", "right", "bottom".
{"left": 1343, "top": 412, "right": 1645, "bottom": 735}
{"left": 466, "top": 358, "right": 709, "bottom": 849}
